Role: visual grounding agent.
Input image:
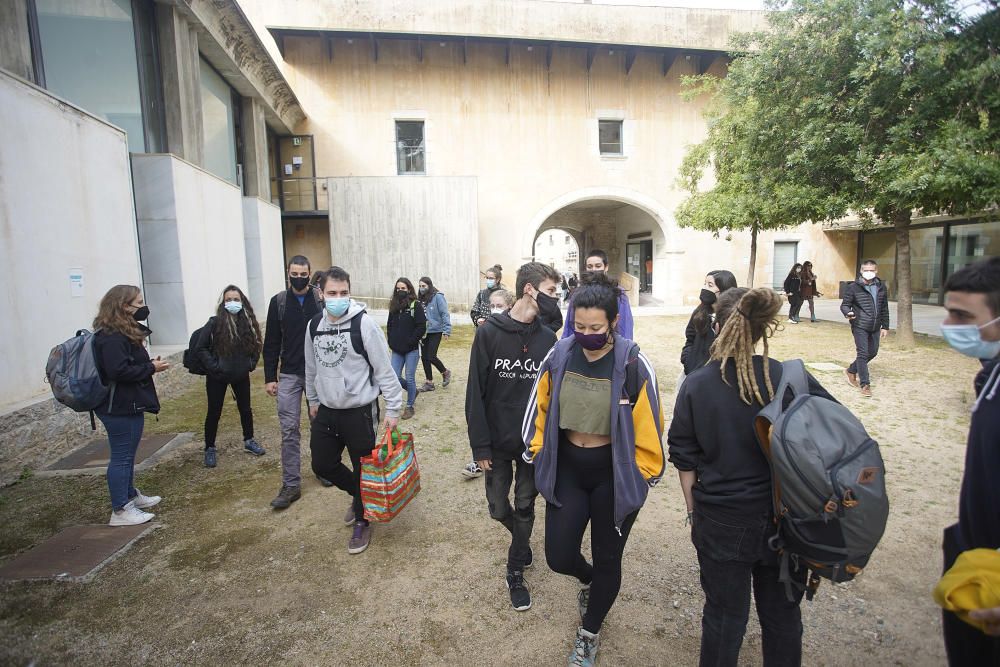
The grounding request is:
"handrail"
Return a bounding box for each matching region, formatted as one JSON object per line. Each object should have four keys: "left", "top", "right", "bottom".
{"left": 270, "top": 176, "right": 328, "bottom": 212}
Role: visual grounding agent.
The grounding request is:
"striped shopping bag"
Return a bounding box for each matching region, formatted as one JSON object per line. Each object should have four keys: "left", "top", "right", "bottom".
{"left": 360, "top": 429, "right": 421, "bottom": 522}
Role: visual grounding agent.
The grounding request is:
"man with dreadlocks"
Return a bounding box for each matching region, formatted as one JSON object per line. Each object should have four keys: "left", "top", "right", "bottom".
{"left": 667, "top": 287, "right": 836, "bottom": 667}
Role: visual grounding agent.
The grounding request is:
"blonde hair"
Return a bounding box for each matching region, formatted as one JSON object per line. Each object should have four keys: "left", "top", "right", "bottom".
{"left": 709, "top": 287, "right": 784, "bottom": 406}
{"left": 489, "top": 289, "right": 515, "bottom": 307}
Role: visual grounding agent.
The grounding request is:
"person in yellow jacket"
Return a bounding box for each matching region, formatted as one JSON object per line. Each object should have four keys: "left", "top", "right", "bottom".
{"left": 522, "top": 272, "right": 665, "bottom": 667}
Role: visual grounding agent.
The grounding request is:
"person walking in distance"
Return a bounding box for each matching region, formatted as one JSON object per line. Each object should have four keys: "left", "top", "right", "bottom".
{"left": 680, "top": 270, "right": 738, "bottom": 382}
{"left": 523, "top": 272, "right": 665, "bottom": 666}
{"left": 562, "top": 250, "right": 634, "bottom": 340}
{"left": 92, "top": 285, "right": 169, "bottom": 526}
{"left": 466, "top": 262, "right": 561, "bottom": 611}
{"left": 471, "top": 264, "right": 505, "bottom": 326}
{"left": 195, "top": 285, "right": 265, "bottom": 468}
{"left": 783, "top": 263, "right": 804, "bottom": 324}
{"left": 800, "top": 261, "right": 819, "bottom": 323}
{"left": 416, "top": 276, "right": 452, "bottom": 393}
{"left": 937, "top": 257, "right": 1000, "bottom": 665}
{"left": 263, "top": 256, "right": 323, "bottom": 509}
{"left": 841, "top": 259, "right": 890, "bottom": 398}
{"left": 387, "top": 277, "right": 426, "bottom": 420}
{"left": 306, "top": 266, "right": 404, "bottom": 554}
{"left": 668, "top": 287, "right": 837, "bottom": 667}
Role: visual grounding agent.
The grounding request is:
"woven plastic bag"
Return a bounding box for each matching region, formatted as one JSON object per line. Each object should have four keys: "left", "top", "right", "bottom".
{"left": 360, "top": 429, "right": 421, "bottom": 522}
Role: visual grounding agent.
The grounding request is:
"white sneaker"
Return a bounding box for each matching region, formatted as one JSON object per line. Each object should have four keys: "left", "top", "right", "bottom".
{"left": 787, "top": 318, "right": 798, "bottom": 324}
{"left": 109, "top": 501, "right": 154, "bottom": 526}
{"left": 130, "top": 489, "right": 161, "bottom": 510}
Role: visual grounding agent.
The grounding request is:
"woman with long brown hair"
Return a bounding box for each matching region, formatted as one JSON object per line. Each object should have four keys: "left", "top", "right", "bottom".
{"left": 387, "top": 277, "right": 426, "bottom": 419}
{"left": 800, "top": 261, "right": 819, "bottom": 323}
{"left": 92, "top": 285, "right": 170, "bottom": 526}
{"left": 194, "top": 285, "right": 265, "bottom": 468}
{"left": 667, "top": 287, "right": 835, "bottom": 666}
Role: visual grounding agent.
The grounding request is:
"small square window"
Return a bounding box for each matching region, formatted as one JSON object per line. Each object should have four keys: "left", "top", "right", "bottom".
{"left": 396, "top": 121, "right": 425, "bottom": 174}
{"left": 599, "top": 120, "right": 623, "bottom": 156}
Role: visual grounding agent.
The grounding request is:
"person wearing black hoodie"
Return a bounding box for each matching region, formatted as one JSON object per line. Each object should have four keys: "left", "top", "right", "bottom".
{"left": 466, "top": 261, "right": 560, "bottom": 612}
{"left": 938, "top": 257, "right": 1000, "bottom": 665}
{"left": 680, "top": 270, "right": 738, "bottom": 379}
{"left": 263, "top": 256, "right": 323, "bottom": 510}
{"left": 840, "top": 259, "right": 890, "bottom": 398}
{"left": 387, "top": 277, "right": 427, "bottom": 420}
{"left": 194, "top": 285, "right": 265, "bottom": 468}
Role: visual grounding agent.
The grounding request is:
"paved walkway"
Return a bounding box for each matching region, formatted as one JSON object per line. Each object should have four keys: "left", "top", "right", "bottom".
{"left": 804, "top": 298, "right": 945, "bottom": 337}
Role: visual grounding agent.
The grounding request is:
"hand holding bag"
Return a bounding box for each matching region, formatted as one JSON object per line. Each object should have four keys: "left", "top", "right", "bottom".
{"left": 360, "top": 428, "right": 421, "bottom": 522}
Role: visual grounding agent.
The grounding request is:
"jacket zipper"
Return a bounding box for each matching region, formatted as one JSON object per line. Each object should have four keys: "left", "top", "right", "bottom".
{"left": 779, "top": 397, "right": 829, "bottom": 506}
{"left": 829, "top": 438, "right": 877, "bottom": 500}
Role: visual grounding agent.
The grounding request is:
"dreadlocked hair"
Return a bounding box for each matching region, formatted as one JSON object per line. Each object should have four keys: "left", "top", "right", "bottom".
{"left": 212, "top": 285, "right": 262, "bottom": 360}
{"left": 709, "top": 287, "right": 783, "bottom": 406}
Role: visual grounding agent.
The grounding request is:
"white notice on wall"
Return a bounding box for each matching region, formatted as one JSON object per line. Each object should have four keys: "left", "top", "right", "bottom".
{"left": 292, "top": 156, "right": 303, "bottom": 166}
{"left": 284, "top": 164, "right": 293, "bottom": 175}
{"left": 69, "top": 269, "right": 84, "bottom": 297}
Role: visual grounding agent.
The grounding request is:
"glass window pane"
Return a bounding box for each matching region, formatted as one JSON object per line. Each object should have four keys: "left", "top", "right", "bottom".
{"left": 36, "top": 0, "right": 146, "bottom": 152}
{"left": 947, "top": 221, "right": 1000, "bottom": 278}
{"left": 396, "top": 121, "right": 425, "bottom": 174}
{"left": 200, "top": 59, "right": 238, "bottom": 184}
{"left": 599, "top": 120, "right": 622, "bottom": 155}
{"left": 909, "top": 226, "right": 946, "bottom": 305}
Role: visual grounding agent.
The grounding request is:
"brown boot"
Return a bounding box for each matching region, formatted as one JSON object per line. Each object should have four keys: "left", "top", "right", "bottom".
{"left": 402, "top": 406, "right": 415, "bottom": 420}
{"left": 844, "top": 369, "right": 859, "bottom": 388}
{"left": 860, "top": 384, "right": 872, "bottom": 398}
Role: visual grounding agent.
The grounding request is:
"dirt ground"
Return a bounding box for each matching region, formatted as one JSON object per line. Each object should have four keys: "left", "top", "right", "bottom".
{"left": 0, "top": 312, "right": 981, "bottom": 666}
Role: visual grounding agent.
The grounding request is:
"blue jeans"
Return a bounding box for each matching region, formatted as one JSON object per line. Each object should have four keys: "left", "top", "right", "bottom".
{"left": 391, "top": 349, "right": 420, "bottom": 408}
{"left": 693, "top": 507, "right": 806, "bottom": 667}
{"left": 97, "top": 412, "right": 145, "bottom": 510}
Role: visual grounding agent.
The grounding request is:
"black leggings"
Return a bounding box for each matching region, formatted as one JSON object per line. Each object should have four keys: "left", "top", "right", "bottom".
{"left": 545, "top": 434, "right": 638, "bottom": 634}
{"left": 420, "top": 332, "right": 447, "bottom": 380}
{"left": 204, "top": 376, "right": 253, "bottom": 449}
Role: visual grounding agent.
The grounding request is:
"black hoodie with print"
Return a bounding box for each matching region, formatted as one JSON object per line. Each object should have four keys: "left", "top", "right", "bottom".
{"left": 466, "top": 311, "right": 557, "bottom": 462}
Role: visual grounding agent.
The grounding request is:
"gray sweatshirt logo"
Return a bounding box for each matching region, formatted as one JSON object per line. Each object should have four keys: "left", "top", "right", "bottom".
{"left": 316, "top": 333, "right": 348, "bottom": 369}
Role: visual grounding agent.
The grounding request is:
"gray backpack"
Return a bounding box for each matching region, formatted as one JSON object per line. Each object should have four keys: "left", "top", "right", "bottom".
{"left": 754, "top": 359, "right": 889, "bottom": 600}
{"left": 45, "top": 329, "right": 115, "bottom": 429}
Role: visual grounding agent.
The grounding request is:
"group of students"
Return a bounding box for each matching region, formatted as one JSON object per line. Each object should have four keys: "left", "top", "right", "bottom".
{"left": 81, "top": 248, "right": 999, "bottom": 666}
{"left": 781, "top": 261, "right": 820, "bottom": 324}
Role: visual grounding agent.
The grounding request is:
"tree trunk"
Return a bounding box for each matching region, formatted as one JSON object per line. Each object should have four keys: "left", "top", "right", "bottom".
{"left": 747, "top": 223, "right": 758, "bottom": 287}
{"left": 893, "top": 210, "right": 915, "bottom": 348}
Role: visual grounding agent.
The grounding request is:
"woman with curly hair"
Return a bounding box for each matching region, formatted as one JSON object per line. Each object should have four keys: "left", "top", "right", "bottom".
{"left": 195, "top": 285, "right": 265, "bottom": 468}
{"left": 92, "top": 285, "right": 170, "bottom": 526}
{"left": 668, "top": 287, "right": 836, "bottom": 666}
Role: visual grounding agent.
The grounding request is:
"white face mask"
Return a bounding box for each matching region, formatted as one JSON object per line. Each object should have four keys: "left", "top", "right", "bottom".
{"left": 490, "top": 306, "right": 505, "bottom": 315}
{"left": 861, "top": 271, "right": 877, "bottom": 281}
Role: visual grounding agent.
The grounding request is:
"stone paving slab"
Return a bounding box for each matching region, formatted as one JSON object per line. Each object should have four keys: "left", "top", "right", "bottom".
{"left": 36, "top": 432, "right": 193, "bottom": 478}
{"left": 0, "top": 523, "right": 158, "bottom": 582}
{"left": 806, "top": 362, "right": 847, "bottom": 372}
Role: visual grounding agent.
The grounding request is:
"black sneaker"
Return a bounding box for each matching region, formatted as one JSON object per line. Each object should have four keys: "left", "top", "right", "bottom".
{"left": 204, "top": 447, "right": 217, "bottom": 468}
{"left": 315, "top": 474, "right": 335, "bottom": 487}
{"left": 506, "top": 569, "right": 531, "bottom": 611}
{"left": 243, "top": 438, "right": 266, "bottom": 456}
{"left": 270, "top": 485, "right": 301, "bottom": 509}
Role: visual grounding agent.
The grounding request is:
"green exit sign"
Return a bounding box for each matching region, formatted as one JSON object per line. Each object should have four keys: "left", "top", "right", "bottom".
{"left": 292, "top": 137, "right": 302, "bottom": 146}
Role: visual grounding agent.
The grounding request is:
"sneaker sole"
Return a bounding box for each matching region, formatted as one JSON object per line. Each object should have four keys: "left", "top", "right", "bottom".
{"left": 244, "top": 449, "right": 266, "bottom": 456}
{"left": 133, "top": 499, "right": 161, "bottom": 510}
{"left": 348, "top": 541, "right": 370, "bottom": 555}
{"left": 109, "top": 514, "right": 154, "bottom": 527}
{"left": 461, "top": 470, "right": 483, "bottom": 479}
{"left": 511, "top": 601, "right": 532, "bottom": 612}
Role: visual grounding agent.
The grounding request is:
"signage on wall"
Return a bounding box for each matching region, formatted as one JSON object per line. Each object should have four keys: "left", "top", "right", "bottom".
{"left": 68, "top": 269, "right": 84, "bottom": 297}
{"left": 292, "top": 137, "right": 302, "bottom": 146}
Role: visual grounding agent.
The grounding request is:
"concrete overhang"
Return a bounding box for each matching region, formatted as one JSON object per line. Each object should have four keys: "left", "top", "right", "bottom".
{"left": 252, "top": 0, "right": 770, "bottom": 54}
{"left": 165, "top": 0, "right": 305, "bottom": 134}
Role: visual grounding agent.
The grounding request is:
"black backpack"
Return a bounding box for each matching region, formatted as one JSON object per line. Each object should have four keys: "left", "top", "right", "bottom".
{"left": 308, "top": 311, "right": 374, "bottom": 383}
{"left": 182, "top": 323, "right": 210, "bottom": 375}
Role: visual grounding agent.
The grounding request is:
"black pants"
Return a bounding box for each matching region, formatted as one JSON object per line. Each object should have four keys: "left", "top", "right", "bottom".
{"left": 204, "top": 376, "right": 253, "bottom": 449}
{"left": 484, "top": 456, "right": 537, "bottom": 571}
{"left": 420, "top": 332, "right": 447, "bottom": 381}
{"left": 787, "top": 295, "right": 803, "bottom": 321}
{"left": 309, "top": 402, "right": 379, "bottom": 523}
{"left": 942, "top": 525, "right": 1000, "bottom": 665}
{"left": 545, "top": 437, "right": 638, "bottom": 634}
{"left": 847, "top": 327, "right": 880, "bottom": 386}
{"left": 693, "top": 508, "right": 806, "bottom": 667}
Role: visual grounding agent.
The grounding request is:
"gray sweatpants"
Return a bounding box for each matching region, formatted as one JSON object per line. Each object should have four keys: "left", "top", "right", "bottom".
{"left": 277, "top": 373, "right": 307, "bottom": 487}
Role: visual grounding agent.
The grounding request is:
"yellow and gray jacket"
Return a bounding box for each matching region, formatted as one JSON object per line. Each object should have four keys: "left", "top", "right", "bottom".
{"left": 522, "top": 334, "right": 666, "bottom": 531}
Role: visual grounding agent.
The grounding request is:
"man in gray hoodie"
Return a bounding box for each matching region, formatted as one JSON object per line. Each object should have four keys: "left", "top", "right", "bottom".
{"left": 305, "top": 266, "right": 404, "bottom": 554}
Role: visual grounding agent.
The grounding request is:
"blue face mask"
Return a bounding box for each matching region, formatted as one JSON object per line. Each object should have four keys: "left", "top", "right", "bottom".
{"left": 940, "top": 316, "right": 1000, "bottom": 359}
{"left": 486, "top": 279, "right": 496, "bottom": 290}
{"left": 325, "top": 297, "right": 350, "bottom": 318}
{"left": 224, "top": 301, "right": 243, "bottom": 314}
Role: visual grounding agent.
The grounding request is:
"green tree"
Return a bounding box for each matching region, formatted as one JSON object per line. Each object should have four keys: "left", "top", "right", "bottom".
{"left": 678, "top": 0, "right": 1000, "bottom": 345}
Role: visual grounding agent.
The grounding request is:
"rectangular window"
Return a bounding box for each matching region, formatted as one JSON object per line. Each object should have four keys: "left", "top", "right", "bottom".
{"left": 396, "top": 121, "right": 425, "bottom": 174}
{"left": 599, "top": 120, "right": 623, "bottom": 156}
{"left": 200, "top": 58, "right": 238, "bottom": 184}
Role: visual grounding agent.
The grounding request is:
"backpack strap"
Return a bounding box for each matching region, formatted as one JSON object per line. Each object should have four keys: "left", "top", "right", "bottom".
{"left": 624, "top": 343, "right": 642, "bottom": 406}
{"left": 276, "top": 290, "right": 287, "bottom": 321}
{"left": 309, "top": 311, "right": 375, "bottom": 385}
{"left": 777, "top": 359, "right": 810, "bottom": 402}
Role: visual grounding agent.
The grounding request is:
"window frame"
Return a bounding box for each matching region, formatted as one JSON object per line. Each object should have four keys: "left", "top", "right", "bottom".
{"left": 395, "top": 119, "right": 426, "bottom": 175}
{"left": 598, "top": 119, "right": 624, "bottom": 157}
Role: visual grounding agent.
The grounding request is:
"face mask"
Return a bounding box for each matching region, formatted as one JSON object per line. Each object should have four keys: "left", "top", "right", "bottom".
{"left": 941, "top": 316, "right": 1000, "bottom": 360}
{"left": 418, "top": 287, "right": 427, "bottom": 295}
{"left": 795, "top": 269, "right": 801, "bottom": 274}
{"left": 574, "top": 329, "right": 610, "bottom": 351}
{"left": 289, "top": 276, "right": 310, "bottom": 291}
{"left": 861, "top": 271, "right": 877, "bottom": 281}
{"left": 534, "top": 290, "right": 560, "bottom": 317}
{"left": 491, "top": 307, "right": 505, "bottom": 315}
{"left": 486, "top": 279, "right": 496, "bottom": 289}
{"left": 224, "top": 301, "right": 243, "bottom": 315}
{"left": 132, "top": 305, "right": 149, "bottom": 322}
{"left": 325, "top": 297, "right": 350, "bottom": 317}
{"left": 396, "top": 289, "right": 409, "bottom": 296}
{"left": 699, "top": 288, "right": 717, "bottom": 305}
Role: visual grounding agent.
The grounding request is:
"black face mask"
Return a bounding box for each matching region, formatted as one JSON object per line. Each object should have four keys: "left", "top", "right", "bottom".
{"left": 132, "top": 305, "right": 150, "bottom": 322}
{"left": 535, "top": 290, "right": 560, "bottom": 316}
{"left": 699, "top": 289, "right": 718, "bottom": 305}
{"left": 289, "top": 276, "right": 310, "bottom": 291}
{"left": 396, "top": 289, "right": 409, "bottom": 296}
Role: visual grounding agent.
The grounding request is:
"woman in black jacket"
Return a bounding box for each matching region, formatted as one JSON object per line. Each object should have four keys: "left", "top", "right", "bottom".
{"left": 668, "top": 287, "right": 835, "bottom": 667}
{"left": 680, "top": 269, "right": 737, "bottom": 380}
{"left": 387, "top": 277, "right": 427, "bottom": 419}
{"left": 92, "top": 285, "right": 170, "bottom": 526}
{"left": 783, "top": 263, "right": 804, "bottom": 323}
{"left": 195, "top": 285, "right": 264, "bottom": 468}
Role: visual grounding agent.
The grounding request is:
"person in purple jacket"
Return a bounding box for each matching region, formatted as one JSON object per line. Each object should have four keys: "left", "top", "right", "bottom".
{"left": 561, "top": 250, "right": 634, "bottom": 341}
